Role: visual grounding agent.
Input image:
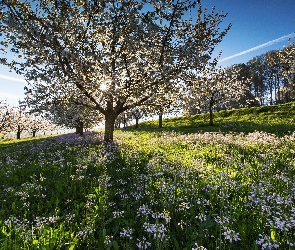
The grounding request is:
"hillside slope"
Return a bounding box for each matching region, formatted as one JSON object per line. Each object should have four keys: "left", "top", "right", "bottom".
{"left": 124, "top": 102, "right": 295, "bottom": 135}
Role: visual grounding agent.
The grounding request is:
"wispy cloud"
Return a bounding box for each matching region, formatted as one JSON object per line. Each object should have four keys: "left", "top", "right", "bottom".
{"left": 0, "top": 74, "right": 26, "bottom": 83}
{"left": 219, "top": 32, "right": 295, "bottom": 63}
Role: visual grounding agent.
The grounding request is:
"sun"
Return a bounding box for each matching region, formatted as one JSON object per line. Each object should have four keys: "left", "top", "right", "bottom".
{"left": 100, "top": 83, "right": 108, "bottom": 91}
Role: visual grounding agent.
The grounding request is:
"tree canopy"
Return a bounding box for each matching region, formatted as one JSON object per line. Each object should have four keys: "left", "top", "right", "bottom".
{"left": 0, "top": 0, "right": 231, "bottom": 141}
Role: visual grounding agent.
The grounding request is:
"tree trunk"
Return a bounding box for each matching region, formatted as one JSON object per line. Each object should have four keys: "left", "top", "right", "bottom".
{"left": 75, "top": 121, "right": 83, "bottom": 136}
{"left": 33, "top": 130, "right": 36, "bottom": 137}
{"left": 78, "top": 121, "right": 83, "bottom": 136}
{"left": 17, "top": 125, "right": 20, "bottom": 140}
{"left": 135, "top": 117, "right": 139, "bottom": 129}
{"left": 209, "top": 98, "right": 214, "bottom": 126}
{"left": 116, "top": 122, "right": 121, "bottom": 129}
{"left": 274, "top": 76, "right": 277, "bottom": 104}
{"left": 104, "top": 114, "right": 117, "bottom": 142}
{"left": 159, "top": 113, "right": 163, "bottom": 128}
{"left": 269, "top": 79, "right": 273, "bottom": 105}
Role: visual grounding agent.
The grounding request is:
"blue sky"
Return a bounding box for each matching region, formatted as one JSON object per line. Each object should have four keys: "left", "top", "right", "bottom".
{"left": 0, "top": 0, "right": 295, "bottom": 105}
{"left": 211, "top": 0, "right": 295, "bottom": 66}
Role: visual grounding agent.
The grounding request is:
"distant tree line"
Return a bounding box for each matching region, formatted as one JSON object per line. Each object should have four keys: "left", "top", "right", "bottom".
{"left": 113, "top": 42, "right": 295, "bottom": 128}
{"left": 182, "top": 42, "right": 295, "bottom": 117}
{"left": 0, "top": 100, "right": 65, "bottom": 140}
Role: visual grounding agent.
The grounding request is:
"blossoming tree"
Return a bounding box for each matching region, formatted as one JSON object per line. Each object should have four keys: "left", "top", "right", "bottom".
{"left": 0, "top": 0, "right": 230, "bottom": 141}
{"left": 185, "top": 60, "right": 247, "bottom": 126}
{"left": 26, "top": 112, "right": 58, "bottom": 137}
{"left": 0, "top": 100, "right": 61, "bottom": 139}
{"left": 278, "top": 42, "right": 295, "bottom": 101}
{"left": 0, "top": 100, "right": 12, "bottom": 136}
{"left": 41, "top": 101, "right": 103, "bottom": 135}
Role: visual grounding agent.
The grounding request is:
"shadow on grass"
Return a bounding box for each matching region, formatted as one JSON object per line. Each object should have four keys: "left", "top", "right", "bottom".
{"left": 0, "top": 131, "right": 104, "bottom": 148}
{"left": 0, "top": 136, "right": 50, "bottom": 149}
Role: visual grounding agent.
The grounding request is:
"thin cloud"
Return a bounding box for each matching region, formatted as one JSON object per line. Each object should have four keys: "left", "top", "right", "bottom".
{"left": 0, "top": 74, "right": 26, "bottom": 83}
{"left": 219, "top": 32, "right": 295, "bottom": 63}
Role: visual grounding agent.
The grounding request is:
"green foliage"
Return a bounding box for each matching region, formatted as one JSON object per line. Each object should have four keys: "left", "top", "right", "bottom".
{"left": 1, "top": 104, "right": 295, "bottom": 249}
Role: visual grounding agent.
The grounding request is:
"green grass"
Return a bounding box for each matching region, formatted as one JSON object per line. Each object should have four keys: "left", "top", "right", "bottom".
{"left": 1, "top": 103, "right": 295, "bottom": 249}
{"left": 124, "top": 102, "right": 295, "bottom": 136}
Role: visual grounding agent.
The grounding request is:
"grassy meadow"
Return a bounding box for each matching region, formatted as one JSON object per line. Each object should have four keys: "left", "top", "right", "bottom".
{"left": 1, "top": 103, "right": 295, "bottom": 250}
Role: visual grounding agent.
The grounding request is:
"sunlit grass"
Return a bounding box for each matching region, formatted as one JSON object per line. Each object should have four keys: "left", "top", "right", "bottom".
{"left": 1, "top": 103, "right": 295, "bottom": 249}
{"left": 126, "top": 102, "right": 295, "bottom": 136}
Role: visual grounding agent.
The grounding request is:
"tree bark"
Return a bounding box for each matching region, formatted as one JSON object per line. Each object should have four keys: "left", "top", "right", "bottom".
{"left": 159, "top": 113, "right": 163, "bottom": 128}
{"left": 33, "top": 130, "right": 36, "bottom": 137}
{"left": 16, "top": 125, "right": 21, "bottom": 140}
{"left": 135, "top": 117, "right": 139, "bottom": 129}
{"left": 104, "top": 113, "right": 117, "bottom": 142}
{"left": 78, "top": 121, "right": 83, "bottom": 136}
{"left": 116, "top": 121, "right": 121, "bottom": 129}
{"left": 269, "top": 79, "right": 273, "bottom": 105}
{"left": 209, "top": 97, "right": 214, "bottom": 126}
{"left": 75, "top": 121, "right": 83, "bottom": 136}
